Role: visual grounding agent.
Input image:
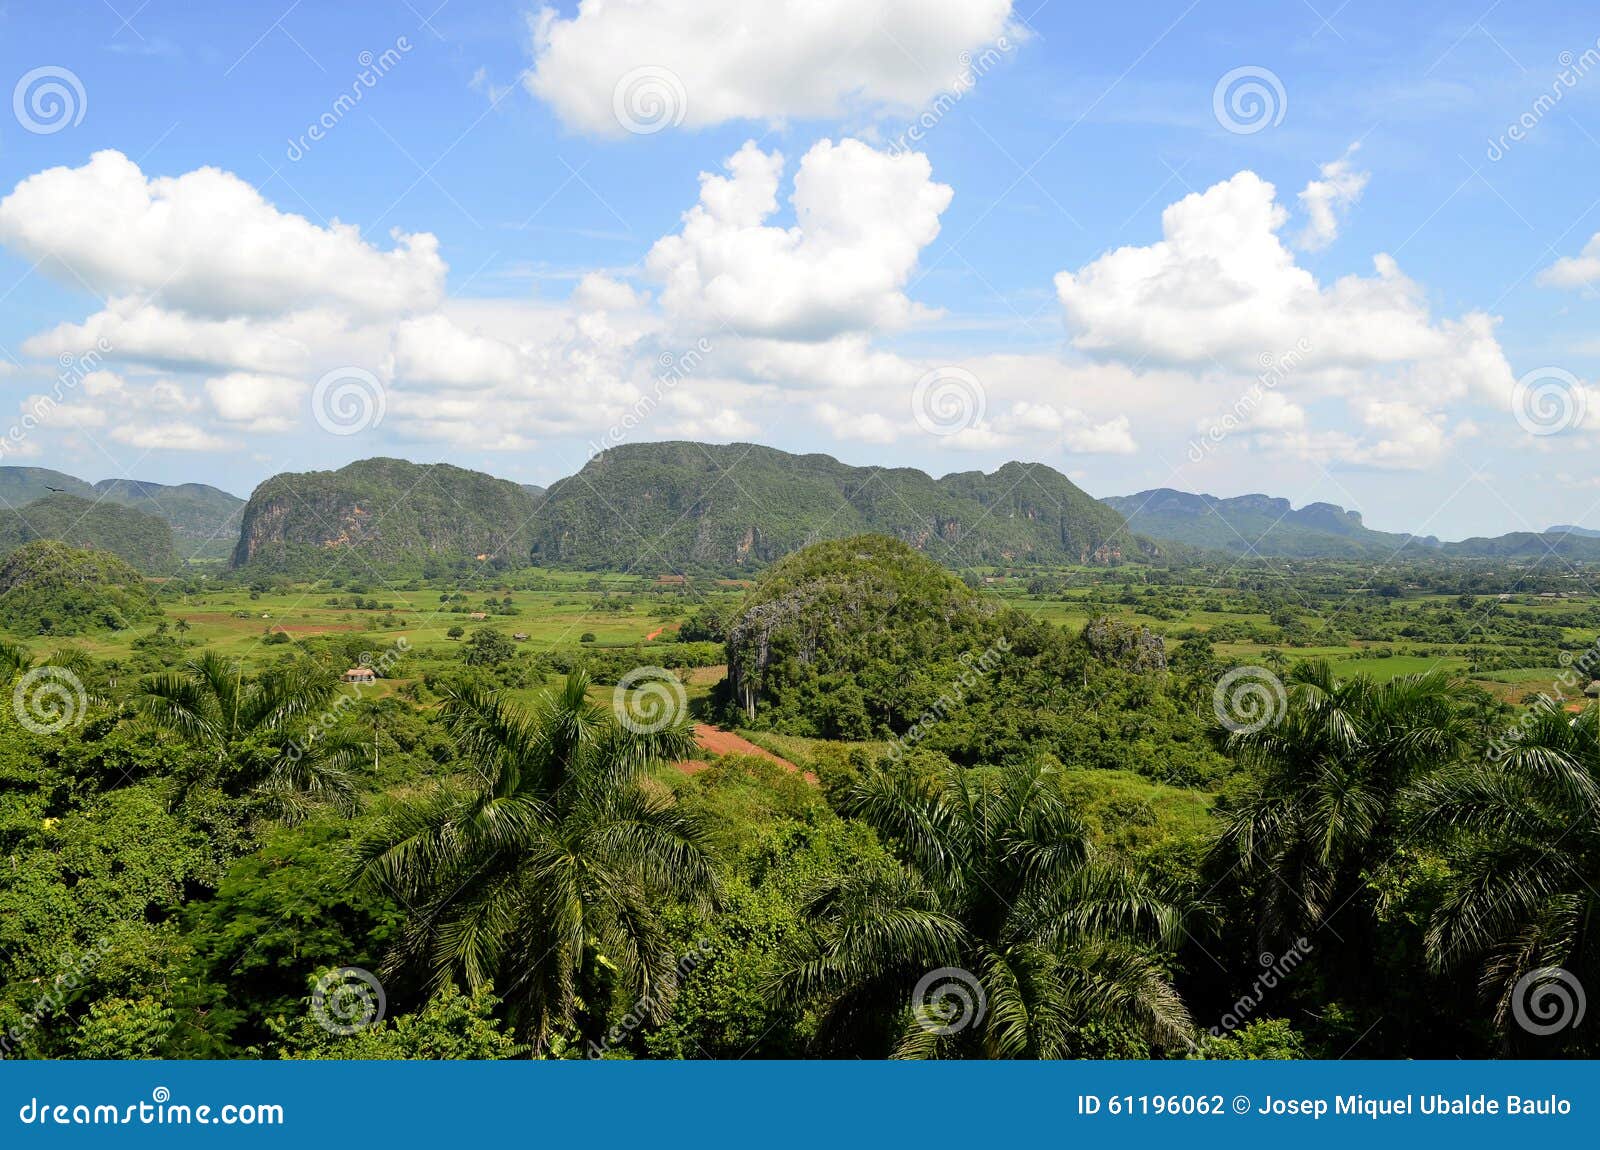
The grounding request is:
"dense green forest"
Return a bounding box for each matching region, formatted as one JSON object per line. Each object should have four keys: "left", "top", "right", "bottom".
{"left": 0, "top": 532, "right": 1595, "bottom": 1060}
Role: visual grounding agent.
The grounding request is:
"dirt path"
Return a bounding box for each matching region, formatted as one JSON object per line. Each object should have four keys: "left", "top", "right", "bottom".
{"left": 678, "top": 723, "right": 818, "bottom": 785}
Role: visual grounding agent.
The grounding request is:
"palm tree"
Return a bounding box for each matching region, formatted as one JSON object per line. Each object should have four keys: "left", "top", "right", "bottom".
{"left": 1212, "top": 662, "right": 1470, "bottom": 938}
{"left": 353, "top": 671, "right": 718, "bottom": 1054}
{"left": 778, "top": 757, "right": 1190, "bottom": 1058}
{"left": 135, "top": 650, "right": 360, "bottom": 818}
{"left": 1407, "top": 698, "right": 1600, "bottom": 1041}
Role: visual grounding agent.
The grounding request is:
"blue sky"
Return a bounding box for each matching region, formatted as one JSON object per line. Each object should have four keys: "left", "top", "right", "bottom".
{"left": 0, "top": 0, "right": 1597, "bottom": 539}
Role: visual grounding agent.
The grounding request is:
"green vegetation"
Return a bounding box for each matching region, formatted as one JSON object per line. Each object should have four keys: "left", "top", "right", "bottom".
{"left": 0, "top": 540, "right": 160, "bottom": 635}
{"left": 93, "top": 479, "right": 243, "bottom": 562}
{"left": 0, "top": 494, "right": 173, "bottom": 571}
{"left": 535, "top": 442, "right": 1147, "bottom": 572}
{"left": 232, "top": 458, "right": 542, "bottom": 576}
{"left": 3, "top": 525, "right": 1599, "bottom": 1061}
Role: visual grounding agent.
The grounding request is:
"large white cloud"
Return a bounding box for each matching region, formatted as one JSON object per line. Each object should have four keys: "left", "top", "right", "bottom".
{"left": 0, "top": 150, "right": 444, "bottom": 319}
{"left": 1054, "top": 170, "right": 1512, "bottom": 405}
{"left": 647, "top": 139, "right": 952, "bottom": 341}
{"left": 526, "top": 0, "right": 1018, "bottom": 136}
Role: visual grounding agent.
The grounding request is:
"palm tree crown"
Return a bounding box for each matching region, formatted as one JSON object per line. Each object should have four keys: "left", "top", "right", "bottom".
{"left": 1408, "top": 698, "right": 1600, "bottom": 1041}
{"left": 1213, "top": 662, "right": 1470, "bottom": 937}
{"left": 136, "top": 650, "right": 360, "bottom": 817}
{"left": 781, "top": 756, "right": 1190, "bottom": 1058}
{"left": 354, "top": 671, "right": 718, "bottom": 1054}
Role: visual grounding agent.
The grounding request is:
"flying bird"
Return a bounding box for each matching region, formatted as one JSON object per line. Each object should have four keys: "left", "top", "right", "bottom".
{"left": 44, "top": 486, "right": 66, "bottom": 493}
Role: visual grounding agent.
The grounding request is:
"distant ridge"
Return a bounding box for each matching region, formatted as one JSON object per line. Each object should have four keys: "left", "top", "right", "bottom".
{"left": 1101, "top": 488, "right": 1436, "bottom": 558}
{"left": 529, "top": 441, "right": 1152, "bottom": 572}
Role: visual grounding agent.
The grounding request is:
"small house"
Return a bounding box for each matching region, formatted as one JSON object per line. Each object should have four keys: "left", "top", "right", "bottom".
{"left": 1587, "top": 681, "right": 1600, "bottom": 699}
{"left": 342, "top": 667, "right": 377, "bottom": 684}
{"left": 513, "top": 633, "right": 529, "bottom": 641}
{"left": 469, "top": 611, "right": 489, "bottom": 621}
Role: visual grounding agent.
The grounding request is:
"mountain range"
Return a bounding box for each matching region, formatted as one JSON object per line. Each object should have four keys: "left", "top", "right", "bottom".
{"left": 6, "top": 448, "right": 1600, "bottom": 576}
{"left": 0, "top": 467, "right": 242, "bottom": 562}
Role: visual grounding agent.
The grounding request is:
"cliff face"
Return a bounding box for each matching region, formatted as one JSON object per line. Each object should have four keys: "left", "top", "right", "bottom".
{"left": 231, "top": 458, "right": 543, "bottom": 573}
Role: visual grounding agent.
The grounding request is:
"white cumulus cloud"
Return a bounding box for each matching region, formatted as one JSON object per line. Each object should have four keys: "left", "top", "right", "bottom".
{"left": 648, "top": 139, "right": 952, "bottom": 341}
{"left": 0, "top": 150, "right": 444, "bottom": 320}
{"left": 526, "top": 0, "right": 1018, "bottom": 135}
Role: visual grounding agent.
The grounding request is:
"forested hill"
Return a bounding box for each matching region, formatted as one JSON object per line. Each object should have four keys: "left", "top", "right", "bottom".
{"left": 231, "top": 457, "right": 544, "bottom": 574}
{"left": 0, "top": 494, "right": 173, "bottom": 571}
{"left": 0, "top": 467, "right": 242, "bottom": 561}
{"left": 93, "top": 479, "right": 244, "bottom": 561}
{"left": 1102, "top": 489, "right": 1438, "bottom": 558}
{"left": 529, "top": 442, "right": 1149, "bottom": 572}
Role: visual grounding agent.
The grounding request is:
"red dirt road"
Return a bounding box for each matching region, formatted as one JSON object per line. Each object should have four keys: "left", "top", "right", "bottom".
{"left": 679, "top": 723, "right": 818, "bottom": 785}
